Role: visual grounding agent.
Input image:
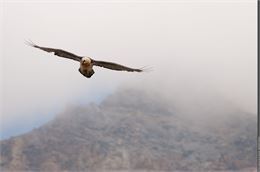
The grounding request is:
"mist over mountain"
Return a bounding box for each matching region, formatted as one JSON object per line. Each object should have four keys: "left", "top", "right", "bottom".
{"left": 0, "top": 88, "right": 256, "bottom": 171}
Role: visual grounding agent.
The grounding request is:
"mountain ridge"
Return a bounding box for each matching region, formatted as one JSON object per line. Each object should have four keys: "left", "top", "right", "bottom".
{"left": 0, "top": 88, "right": 256, "bottom": 171}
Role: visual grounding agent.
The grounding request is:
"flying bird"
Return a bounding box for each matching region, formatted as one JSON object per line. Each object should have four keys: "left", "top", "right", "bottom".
{"left": 27, "top": 41, "right": 147, "bottom": 78}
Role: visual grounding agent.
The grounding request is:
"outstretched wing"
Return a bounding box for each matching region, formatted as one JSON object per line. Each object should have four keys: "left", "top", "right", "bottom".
{"left": 27, "top": 41, "right": 82, "bottom": 62}
{"left": 92, "top": 60, "right": 143, "bottom": 72}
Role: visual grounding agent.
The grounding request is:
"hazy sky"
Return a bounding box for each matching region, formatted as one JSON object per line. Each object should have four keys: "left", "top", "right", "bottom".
{"left": 1, "top": 0, "right": 257, "bottom": 139}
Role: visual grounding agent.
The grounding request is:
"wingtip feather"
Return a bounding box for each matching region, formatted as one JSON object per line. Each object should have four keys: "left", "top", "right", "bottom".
{"left": 25, "top": 39, "right": 37, "bottom": 48}
{"left": 139, "top": 66, "right": 154, "bottom": 72}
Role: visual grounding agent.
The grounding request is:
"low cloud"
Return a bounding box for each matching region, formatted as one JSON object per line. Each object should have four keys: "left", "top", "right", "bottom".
{"left": 1, "top": 1, "right": 256, "bottom": 139}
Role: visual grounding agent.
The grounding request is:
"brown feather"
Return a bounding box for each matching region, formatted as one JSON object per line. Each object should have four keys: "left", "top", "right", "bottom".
{"left": 92, "top": 60, "right": 142, "bottom": 72}
{"left": 27, "top": 41, "right": 82, "bottom": 62}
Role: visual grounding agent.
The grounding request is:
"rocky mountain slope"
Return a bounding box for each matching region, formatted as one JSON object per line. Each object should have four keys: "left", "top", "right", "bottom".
{"left": 0, "top": 88, "right": 257, "bottom": 171}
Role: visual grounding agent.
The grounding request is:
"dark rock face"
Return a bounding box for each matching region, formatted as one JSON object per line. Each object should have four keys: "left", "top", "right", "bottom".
{"left": 0, "top": 88, "right": 256, "bottom": 171}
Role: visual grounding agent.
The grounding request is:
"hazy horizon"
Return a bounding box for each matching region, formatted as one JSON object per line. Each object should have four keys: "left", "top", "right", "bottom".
{"left": 1, "top": 0, "right": 257, "bottom": 139}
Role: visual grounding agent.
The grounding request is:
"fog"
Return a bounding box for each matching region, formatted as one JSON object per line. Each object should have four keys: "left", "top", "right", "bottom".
{"left": 1, "top": 0, "right": 257, "bottom": 139}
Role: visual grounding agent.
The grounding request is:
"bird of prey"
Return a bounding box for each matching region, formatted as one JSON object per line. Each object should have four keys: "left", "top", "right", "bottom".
{"left": 27, "top": 41, "right": 147, "bottom": 78}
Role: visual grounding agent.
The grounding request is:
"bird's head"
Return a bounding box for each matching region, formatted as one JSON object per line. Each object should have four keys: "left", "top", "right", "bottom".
{"left": 81, "top": 57, "right": 91, "bottom": 65}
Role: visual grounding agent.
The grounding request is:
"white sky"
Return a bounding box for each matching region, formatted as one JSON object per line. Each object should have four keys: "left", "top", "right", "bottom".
{"left": 1, "top": 0, "right": 257, "bottom": 139}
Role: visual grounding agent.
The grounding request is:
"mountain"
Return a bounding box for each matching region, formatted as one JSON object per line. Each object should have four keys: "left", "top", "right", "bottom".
{"left": 0, "top": 88, "right": 257, "bottom": 171}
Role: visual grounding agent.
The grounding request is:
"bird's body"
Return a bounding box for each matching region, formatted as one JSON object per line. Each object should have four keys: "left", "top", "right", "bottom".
{"left": 79, "top": 57, "right": 94, "bottom": 78}
{"left": 27, "top": 42, "right": 147, "bottom": 78}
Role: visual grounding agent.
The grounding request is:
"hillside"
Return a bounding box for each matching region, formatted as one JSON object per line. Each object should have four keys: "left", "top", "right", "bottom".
{"left": 0, "top": 88, "right": 257, "bottom": 171}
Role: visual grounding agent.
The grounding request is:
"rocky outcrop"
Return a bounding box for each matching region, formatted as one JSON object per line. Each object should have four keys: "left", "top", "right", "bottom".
{"left": 0, "top": 88, "right": 256, "bottom": 171}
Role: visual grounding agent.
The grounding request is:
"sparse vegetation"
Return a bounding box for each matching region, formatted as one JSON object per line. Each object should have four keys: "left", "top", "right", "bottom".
{"left": 0, "top": 88, "right": 256, "bottom": 171}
